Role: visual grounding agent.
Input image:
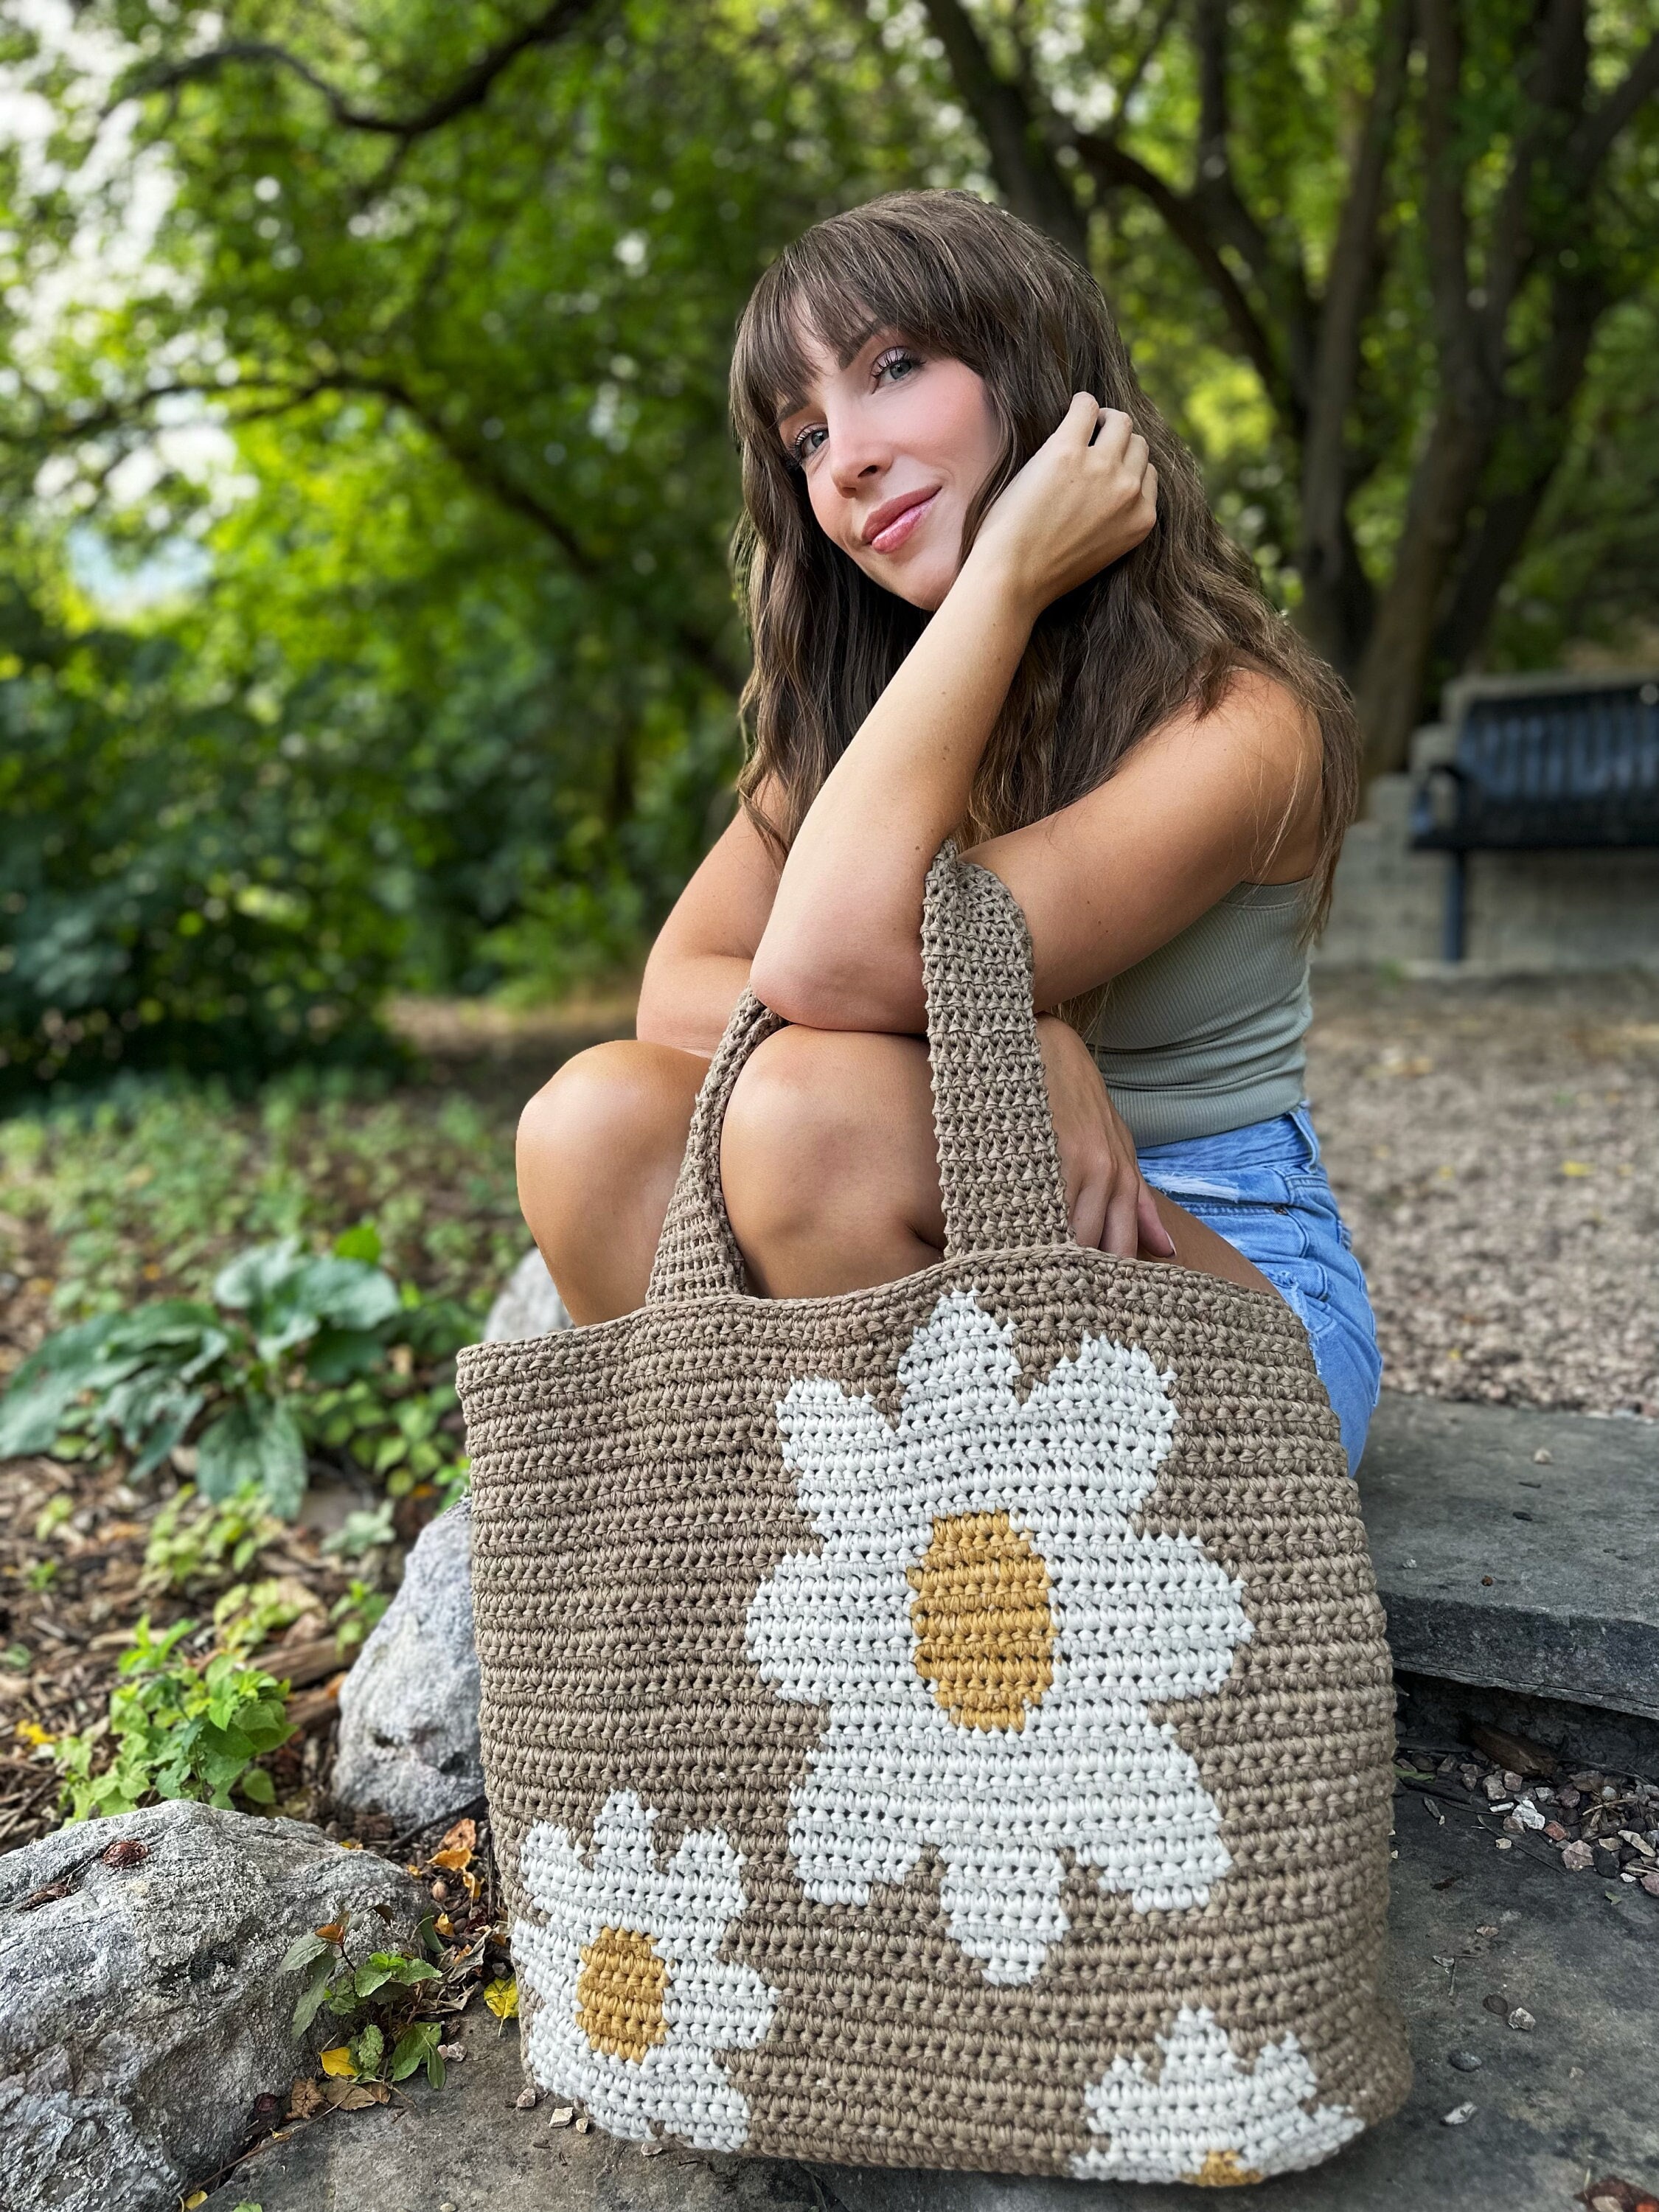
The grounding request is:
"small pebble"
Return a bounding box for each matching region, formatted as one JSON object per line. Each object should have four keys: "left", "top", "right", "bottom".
{"left": 547, "top": 2106, "right": 575, "bottom": 2128}
{"left": 1442, "top": 2102, "right": 1477, "bottom": 2126}
{"left": 515, "top": 2088, "right": 538, "bottom": 2110}
{"left": 1448, "top": 2051, "right": 1483, "bottom": 2072}
{"left": 1532, "top": 1447, "right": 1552, "bottom": 1464}
{"left": 437, "top": 2043, "right": 465, "bottom": 2062}
{"left": 641, "top": 2142, "right": 664, "bottom": 2157}
{"left": 1495, "top": 1838, "right": 1513, "bottom": 1850}
{"left": 575, "top": 2115, "right": 591, "bottom": 2135}
{"left": 1641, "top": 1872, "right": 1659, "bottom": 1897}
{"left": 1507, "top": 2006, "right": 1536, "bottom": 2031}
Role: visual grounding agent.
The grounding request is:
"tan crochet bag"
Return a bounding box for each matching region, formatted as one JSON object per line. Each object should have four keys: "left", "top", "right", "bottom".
{"left": 456, "top": 846, "right": 1409, "bottom": 2181}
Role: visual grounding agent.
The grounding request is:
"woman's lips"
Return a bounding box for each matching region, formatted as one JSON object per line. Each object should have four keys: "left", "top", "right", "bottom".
{"left": 866, "top": 489, "right": 939, "bottom": 554}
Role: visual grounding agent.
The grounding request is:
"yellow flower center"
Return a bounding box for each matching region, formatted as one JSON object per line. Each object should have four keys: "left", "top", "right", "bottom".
{"left": 1186, "top": 2149, "right": 1265, "bottom": 2186}
{"left": 575, "top": 1925, "right": 669, "bottom": 2062}
{"left": 907, "top": 1509, "right": 1056, "bottom": 1731}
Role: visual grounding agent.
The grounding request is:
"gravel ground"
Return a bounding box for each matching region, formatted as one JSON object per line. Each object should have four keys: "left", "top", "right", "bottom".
{"left": 1307, "top": 970, "right": 1659, "bottom": 1418}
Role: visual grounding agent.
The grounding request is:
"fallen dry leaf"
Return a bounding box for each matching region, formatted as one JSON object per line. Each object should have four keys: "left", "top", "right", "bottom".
{"left": 439, "top": 1815, "right": 477, "bottom": 1856}
{"left": 323, "top": 2081, "right": 388, "bottom": 2111}
{"left": 482, "top": 1976, "right": 518, "bottom": 2020}
{"left": 431, "top": 1846, "right": 472, "bottom": 1874}
{"left": 319, "top": 2046, "right": 357, "bottom": 2079}
{"left": 287, "top": 2078, "right": 327, "bottom": 2120}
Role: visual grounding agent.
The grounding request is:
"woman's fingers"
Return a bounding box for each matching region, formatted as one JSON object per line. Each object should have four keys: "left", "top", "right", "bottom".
{"left": 1136, "top": 1180, "right": 1177, "bottom": 1258}
{"left": 1070, "top": 1178, "right": 1108, "bottom": 1254}
{"left": 1102, "top": 1180, "right": 1142, "bottom": 1259}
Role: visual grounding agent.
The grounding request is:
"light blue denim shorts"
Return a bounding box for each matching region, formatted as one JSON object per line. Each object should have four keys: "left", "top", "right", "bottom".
{"left": 1135, "top": 1105, "right": 1381, "bottom": 1475}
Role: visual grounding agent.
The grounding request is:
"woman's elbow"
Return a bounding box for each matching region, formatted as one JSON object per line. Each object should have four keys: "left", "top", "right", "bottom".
{"left": 748, "top": 942, "right": 919, "bottom": 1033}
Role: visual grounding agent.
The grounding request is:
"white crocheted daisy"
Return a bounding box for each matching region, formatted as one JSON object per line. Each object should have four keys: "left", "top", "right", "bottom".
{"left": 745, "top": 1288, "right": 1252, "bottom": 1986}
{"left": 1071, "top": 2004, "right": 1363, "bottom": 2183}
{"left": 512, "top": 1789, "right": 778, "bottom": 2151}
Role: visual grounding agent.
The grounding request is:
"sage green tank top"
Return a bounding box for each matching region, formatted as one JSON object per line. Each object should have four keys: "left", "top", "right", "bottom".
{"left": 1088, "top": 878, "right": 1312, "bottom": 1149}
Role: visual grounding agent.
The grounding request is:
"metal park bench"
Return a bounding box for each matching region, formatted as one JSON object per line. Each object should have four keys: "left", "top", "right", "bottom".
{"left": 1409, "top": 670, "right": 1659, "bottom": 961}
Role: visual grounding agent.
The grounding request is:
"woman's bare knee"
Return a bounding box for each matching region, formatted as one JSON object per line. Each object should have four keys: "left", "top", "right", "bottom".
{"left": 722, "top": 1027, "right": 942, "bottom": 1297}
{"left": 517, "top": 1041, "right": 701, "bottom": 1324}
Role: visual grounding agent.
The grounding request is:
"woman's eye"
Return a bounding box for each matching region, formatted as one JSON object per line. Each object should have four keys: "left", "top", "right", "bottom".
{"left": 791, "top": 424, "right": 827, "bottom": 463}
{"left": 873, "top": 348, "right": 922, "bottom": 386}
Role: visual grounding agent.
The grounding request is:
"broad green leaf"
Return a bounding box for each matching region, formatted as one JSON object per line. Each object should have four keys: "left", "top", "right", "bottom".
{"left": 281, "top": 1932, "right": 330, "bottom": 1974}
{"left": 196, "top": 1396, "right": 308, "bottom": 1519}
{"left": 302, "top": 1327, "right": 387, "bottom": 1386}
{"left": 292, "top": 1956, "right": 338, "bottom": 2035}
{"left": 332, "top": 1223, "right": 382, "bottom": 1264}
{"left": 389, "top": 2023, "right": 438, "bottom": 2084}
{"left": 0, "top": 1315, "right": 125, "bottom": 1456}
{"left": 237, "top": 1764, "right": 275, "bottom": 1804}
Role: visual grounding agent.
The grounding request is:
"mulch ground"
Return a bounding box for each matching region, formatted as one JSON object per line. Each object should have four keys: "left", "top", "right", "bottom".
{"left": 1308, "top": 968, "right": 1659, "bottom": 1417}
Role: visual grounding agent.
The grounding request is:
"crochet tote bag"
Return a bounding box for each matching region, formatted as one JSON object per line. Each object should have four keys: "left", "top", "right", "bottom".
{"left": 456, "top": 846, "right": 1409, "bottom": 2182}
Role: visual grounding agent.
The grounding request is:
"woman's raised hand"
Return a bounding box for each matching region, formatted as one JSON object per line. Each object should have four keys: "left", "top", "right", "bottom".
{"left": 971, "top": 394, "right": 1158, "bottom": 617}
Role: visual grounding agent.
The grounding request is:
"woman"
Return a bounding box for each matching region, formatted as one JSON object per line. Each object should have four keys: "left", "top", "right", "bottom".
{"left": 519, "top": 190, "right": 1381, "bottom": 1472}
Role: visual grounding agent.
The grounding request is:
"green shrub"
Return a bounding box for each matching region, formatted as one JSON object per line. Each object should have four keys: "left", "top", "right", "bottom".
{"left": 52, "top": 1615, "right": 293, "bottom": 1820}
{"left": 0, "top": 1228, "right": 470, "bottom": 1517}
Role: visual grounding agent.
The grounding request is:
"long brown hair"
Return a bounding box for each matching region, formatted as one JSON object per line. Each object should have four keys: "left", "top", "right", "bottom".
{"left": 728, "top": 190, "right": 1358, "bottom": 939}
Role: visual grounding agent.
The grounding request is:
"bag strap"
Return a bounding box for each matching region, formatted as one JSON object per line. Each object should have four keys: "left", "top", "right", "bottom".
{"left": 921, "top": 842, "right": 1073, "bottom": 1262}
{"left": 644, "top": 842, "right": 1071, "bottom": 1304}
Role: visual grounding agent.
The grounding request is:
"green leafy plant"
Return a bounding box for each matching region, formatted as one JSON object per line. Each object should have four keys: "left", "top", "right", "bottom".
{"left": 0, "top": 1228, "right": 466, "bottom": 1518}
{"left": 142, "top": 1481, "right": 286, "bottom": 1593}
{"left": 52, "top": 1614, "right": 293, "bottom": 1820}
{"left": 305, "top": 1377, "right": 469, "bottom": 1502}
{"left": 283, "top": 1921, "right": 448, "bottom": 2087}
{"left": 329, "top": 1579, "right": 391, "bottom": 1654}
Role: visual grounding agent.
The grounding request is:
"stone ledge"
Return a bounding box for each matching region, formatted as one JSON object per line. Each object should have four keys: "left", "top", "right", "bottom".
{"left": 1358, "top": 1392, "right": 1659, "bottom": 1722}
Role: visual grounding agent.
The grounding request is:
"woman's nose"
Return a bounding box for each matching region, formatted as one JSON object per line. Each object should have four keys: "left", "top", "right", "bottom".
{"left": 827, "top": 416, "right": 888, "bottom": 498}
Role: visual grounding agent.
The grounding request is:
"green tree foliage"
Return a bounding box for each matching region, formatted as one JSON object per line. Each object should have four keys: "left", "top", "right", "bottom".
{"left": 1, "top": 1, "right": 1657, "bottom": 1091}
{"left": 0, "top": 0, "right": 946, "bottom": 1088}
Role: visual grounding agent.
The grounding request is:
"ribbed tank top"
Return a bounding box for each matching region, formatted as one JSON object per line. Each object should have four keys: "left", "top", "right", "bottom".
{"left": 1088, "top": 879, "right": 1312, "bottom": 1148}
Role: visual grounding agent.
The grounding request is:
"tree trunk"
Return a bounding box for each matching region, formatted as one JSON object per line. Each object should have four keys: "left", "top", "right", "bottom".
{"left": 1353, "top": 406, "right": 1495, "bottom": 775}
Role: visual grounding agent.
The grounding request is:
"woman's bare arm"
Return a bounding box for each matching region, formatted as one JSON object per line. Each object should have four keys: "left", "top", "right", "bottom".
{"left": 634, "top": 799, "right": 782, "bottom": 1056}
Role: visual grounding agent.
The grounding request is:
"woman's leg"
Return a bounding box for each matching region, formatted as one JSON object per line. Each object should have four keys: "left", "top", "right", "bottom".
{"left": 517, "top": 1040, "right": 706, "bottom": 1324}
{"left": 721, "top": 1025, "right": 1278, "bottom": 1301}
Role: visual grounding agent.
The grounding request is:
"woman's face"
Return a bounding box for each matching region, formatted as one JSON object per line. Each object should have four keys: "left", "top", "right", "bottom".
{"left": 776, "top": 319, "right": 1004, "bottom": 613}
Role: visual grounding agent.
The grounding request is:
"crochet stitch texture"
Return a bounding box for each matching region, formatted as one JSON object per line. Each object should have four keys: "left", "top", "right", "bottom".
{"left": 748, "top": 1288, "right": 1251, "bottom": 1983}
{"left": 458, "top": 844, "right": 1411, "bottom": 2175}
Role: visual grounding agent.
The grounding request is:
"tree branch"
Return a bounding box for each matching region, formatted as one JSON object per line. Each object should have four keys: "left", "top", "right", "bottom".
{"left": 1416, "top": 0, "right": 1488, "bottom": 417}
{"left": 1189, "top": 0, "right": 1317, "bottom": 404}
{"left": 916, "top": 0, "right": 1091, "bottom": 263}
{"left": 8, "top": 369, "right": 746, "bottom": 695}
{"left": 1298, "top": 0, "right": 1413, "bottom": 667}
{"left": 112, "top": 0, "right": 606, "bottom": 138}
{"left": 1433, "top": 268, "right": 1607, "bottom": 673}
{"left": 1569, "top": 25, "right": 1659, "bottom": 186}
{"left": 1074, "top": 127, "right": 1297, "bottom": 429}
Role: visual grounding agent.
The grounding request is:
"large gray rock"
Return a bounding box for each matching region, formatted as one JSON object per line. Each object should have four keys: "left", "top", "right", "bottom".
{"left": 482, "top": 1247, "right": 571, "bottom": 1343}
{"left": 0, "top": 1798, "right": 428, "bottom": 2212}
{"left": 332, "top": 1500, "right": 482, "bottom": 1832}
